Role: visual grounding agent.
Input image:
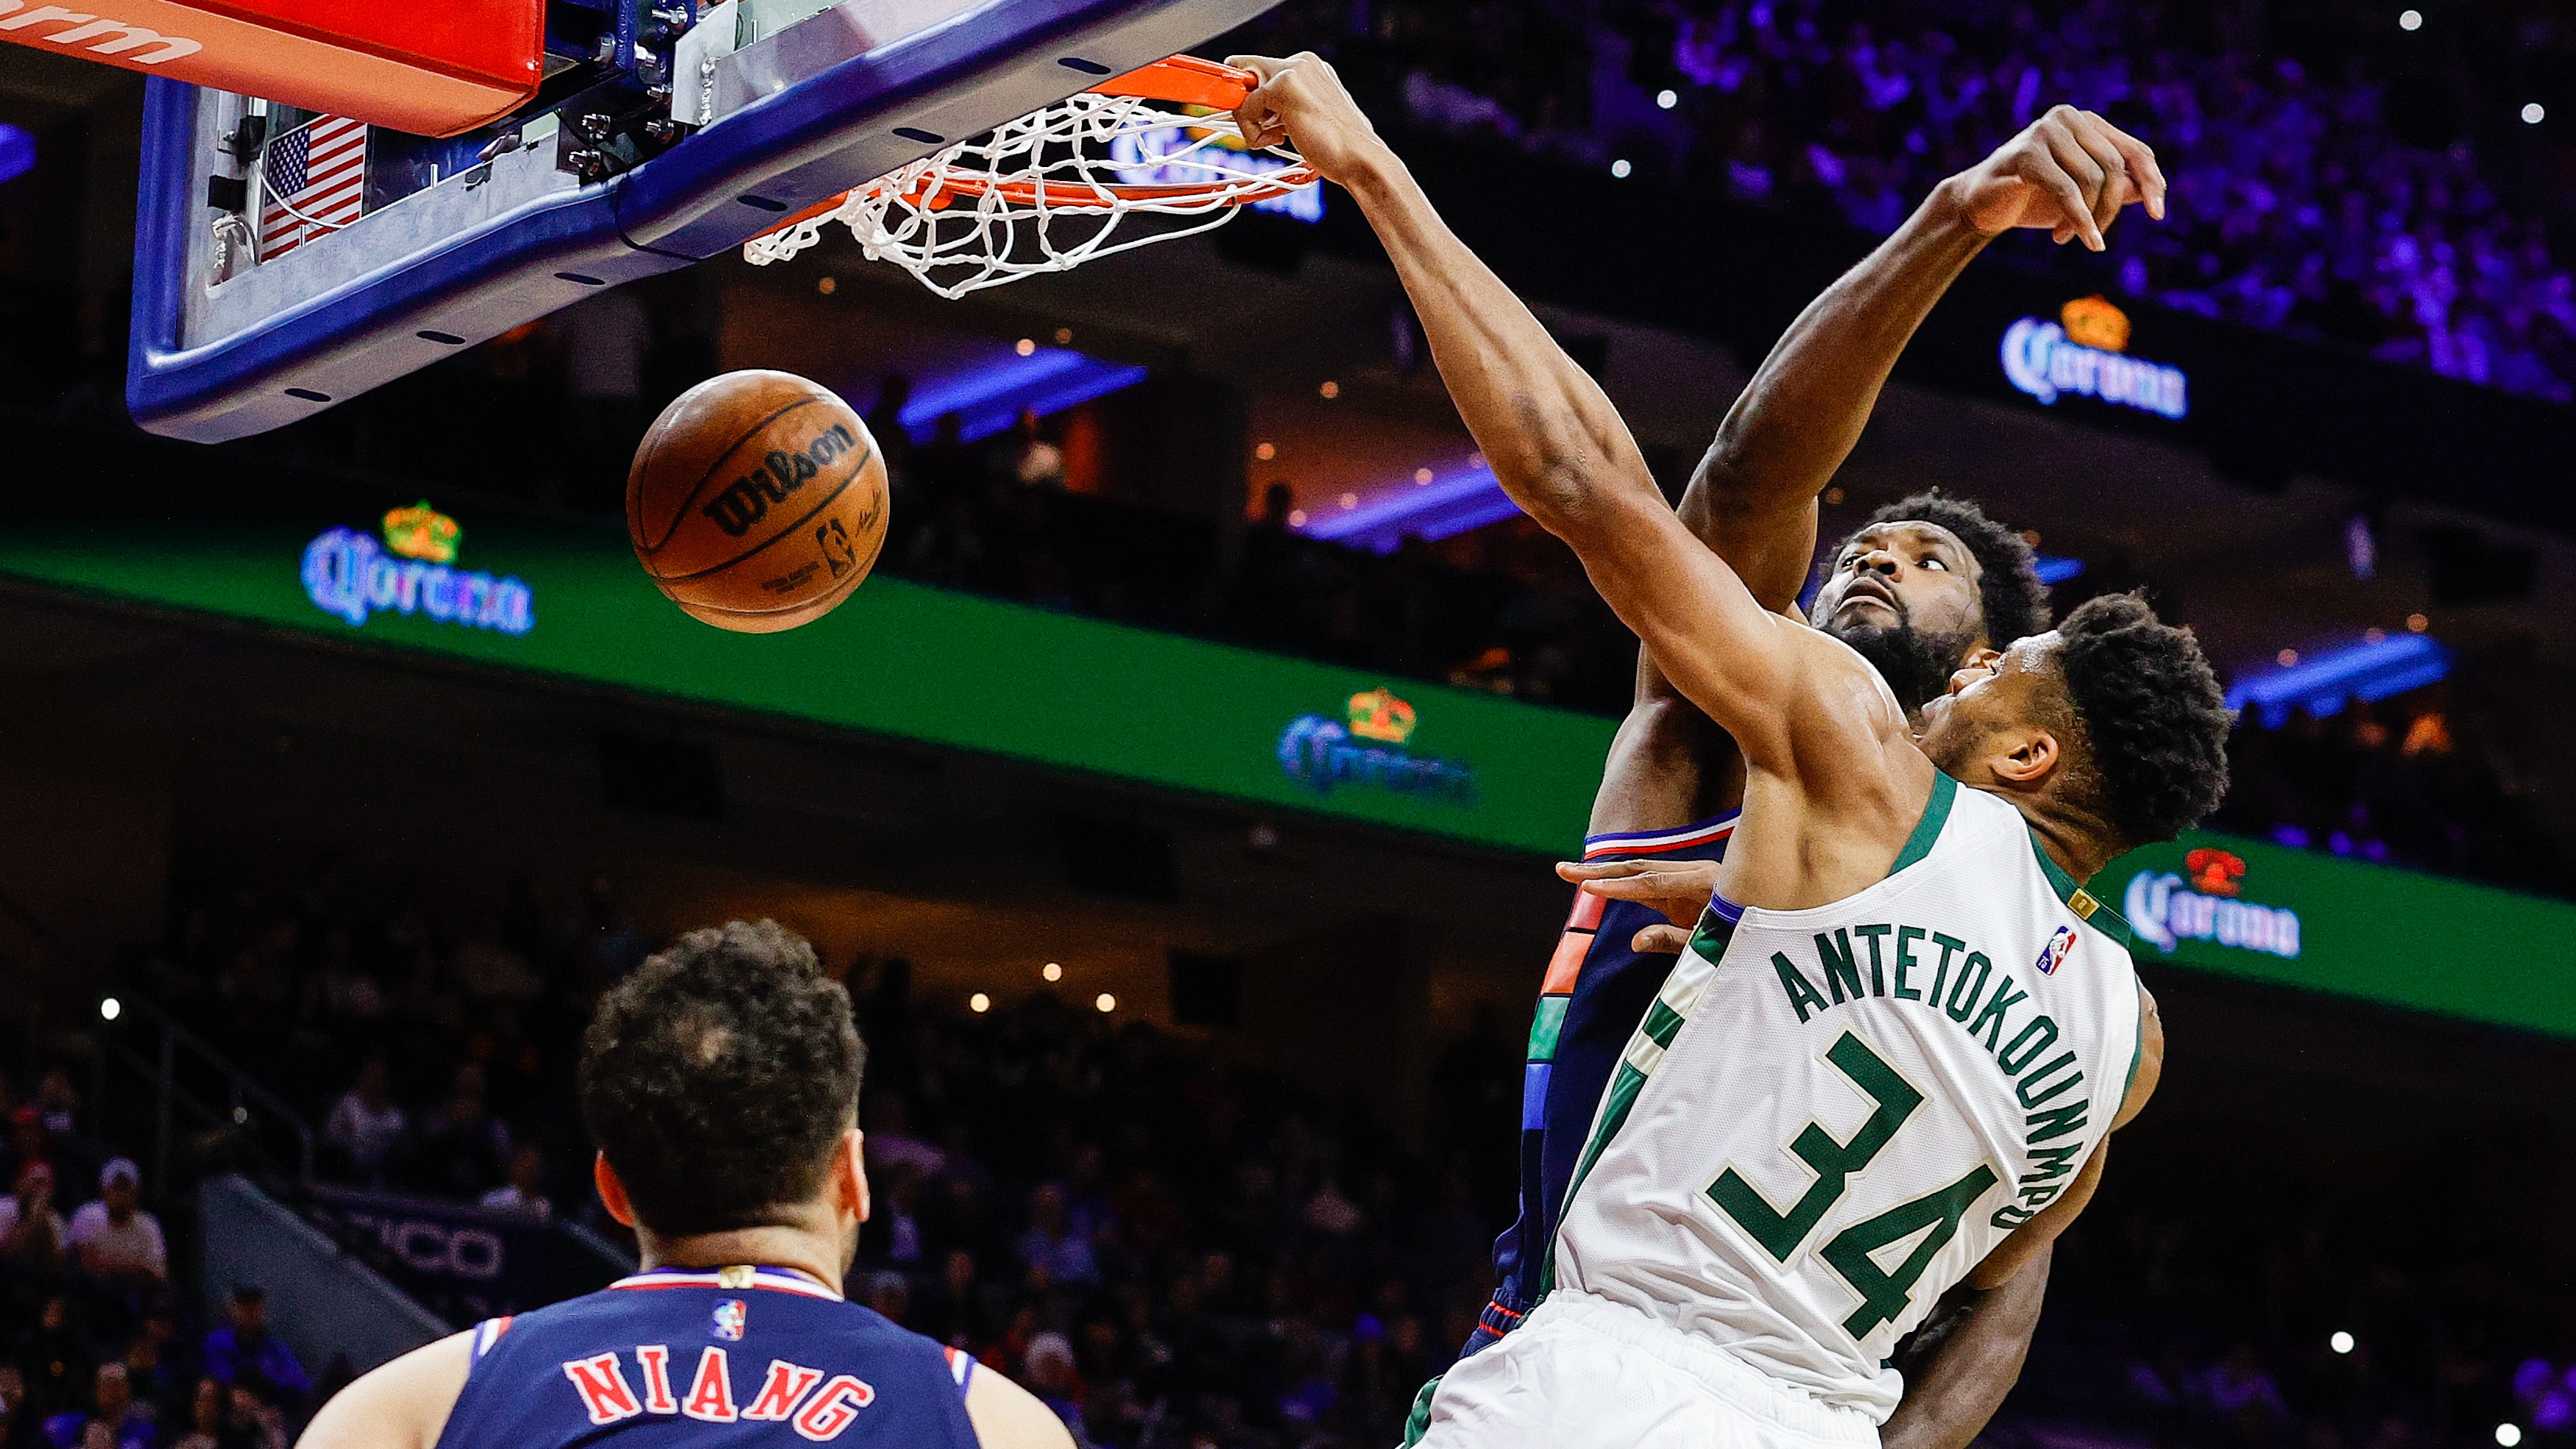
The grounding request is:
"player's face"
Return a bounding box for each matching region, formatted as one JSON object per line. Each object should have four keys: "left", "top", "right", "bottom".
{"left": 1808, "top": 522, "right": 1985, "bottom": 645}
{"left": 1915, "top": 632, "right": 2057, "bottom": 773}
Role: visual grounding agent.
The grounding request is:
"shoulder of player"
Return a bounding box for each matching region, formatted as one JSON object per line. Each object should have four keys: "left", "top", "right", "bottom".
{"left": 298, "top": 1331, "right": 473, "bottom": 1449}
{"left": 1766, "top": 620, "right": 1924, "bottom": 759}
{"left": 963, "top": 1363, "right": 1077, "bottom": 1449}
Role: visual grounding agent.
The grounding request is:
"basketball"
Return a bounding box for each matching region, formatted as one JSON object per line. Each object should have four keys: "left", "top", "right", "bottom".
{"left": 626, "top": 369, "right": 890, "bottom": 633}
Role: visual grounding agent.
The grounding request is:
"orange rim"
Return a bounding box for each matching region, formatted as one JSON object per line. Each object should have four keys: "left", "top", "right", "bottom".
{"left": 751, "top": 55, "right": 1311, "bottom": 238}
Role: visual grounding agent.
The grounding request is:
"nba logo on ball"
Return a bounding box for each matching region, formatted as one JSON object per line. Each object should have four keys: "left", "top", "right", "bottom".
{"left": 712, "top": 1300, "right": 746, "bottom": 1341}
{"left": 2035, "top": 924, "right": 2077, "bottom": 976}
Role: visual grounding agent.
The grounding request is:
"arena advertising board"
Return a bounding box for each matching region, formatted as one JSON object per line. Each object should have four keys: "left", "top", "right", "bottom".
{"left": 0, "top": 506, "right": 1610, "bottom": 857}
{"left": 2112, "top": 832, "right": 2576, "bottom": 1037}
{"left": 1999, "top": 296, "right": 2190, "bottom": 420}
{"left": 8, "top": 506, "right": 2575, "bottom": 1034}
{"left": 296, "top": 1181, "right": 554, "bottom": 1324}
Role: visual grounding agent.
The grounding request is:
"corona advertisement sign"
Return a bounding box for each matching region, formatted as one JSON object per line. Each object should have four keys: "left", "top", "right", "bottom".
{"left": 302, "top": 501, "right": 534, "bottom": 636}
{"left": 2121, "top": 846, "right": 2302, "bottom": 960}
{"left": 2001, "top": 296, "right": 2190, "bottom": 419}
{"left": 1276, "top": 687, "right": 1476, "bottom": 804}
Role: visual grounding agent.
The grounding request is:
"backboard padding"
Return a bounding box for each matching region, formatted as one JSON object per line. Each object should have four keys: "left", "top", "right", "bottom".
{"left": 128, "top": 0, "right": 1281, "bottom": 442}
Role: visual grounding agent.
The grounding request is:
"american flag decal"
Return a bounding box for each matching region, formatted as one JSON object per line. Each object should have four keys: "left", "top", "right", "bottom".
{"left": 259, "top": 116, "right": 367, "bottom": 260}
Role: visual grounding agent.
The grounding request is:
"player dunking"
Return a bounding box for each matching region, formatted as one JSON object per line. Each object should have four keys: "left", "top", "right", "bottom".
{"left": 297, "top": 922, "right": 1073, "bottom": 1449}
{"left": 1231, "top": 54, "right": 2229, "bottom": 1449}
{"left": 1462, "top": 102, "right": 2173, "bottom": 1446}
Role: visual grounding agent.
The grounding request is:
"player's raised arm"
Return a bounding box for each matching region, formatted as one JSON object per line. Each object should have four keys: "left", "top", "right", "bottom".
{"left": 1680, "top": 106, "right": 2165, "bottom": 610}
{"left": 1231, "top": 53, "right": 1815, "bottom": 768}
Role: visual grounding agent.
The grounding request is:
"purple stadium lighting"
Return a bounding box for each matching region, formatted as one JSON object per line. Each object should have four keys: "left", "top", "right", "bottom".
{"left": 1301, "top": 465, "right": 1522, "bottom": 553}
{"left": 894, "top": 345, "right": 1147, "bottom": 445}
{"left": 2226, "top": 631, "right": 2450, "bottom": 728}
{"left": 0, "top": 124, "right": 32, "bottom": 187}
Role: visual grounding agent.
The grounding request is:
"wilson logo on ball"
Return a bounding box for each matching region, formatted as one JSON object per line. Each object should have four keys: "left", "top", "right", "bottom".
{"left": 700, "top": 424, "right": 863, "bottom": 538}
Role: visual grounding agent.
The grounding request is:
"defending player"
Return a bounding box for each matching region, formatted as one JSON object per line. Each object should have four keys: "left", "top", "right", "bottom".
{"left": 1230, "top": 54, "right": 2229, "bottom": 1448}
{"left": 1465, "top": 102, "right": 2170, "bottom": 1439}
{"left": 296, "top": 921, "right": 1074, "bottom": 1449}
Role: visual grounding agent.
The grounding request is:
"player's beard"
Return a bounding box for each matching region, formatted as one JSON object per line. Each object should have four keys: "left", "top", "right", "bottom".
{"left": 1832, "top": 620, "right": 1981, "bottom": 715}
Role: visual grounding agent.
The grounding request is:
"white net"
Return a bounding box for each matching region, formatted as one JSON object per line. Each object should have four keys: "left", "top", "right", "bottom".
{"left": 741, "top": 90, "right": 1313, "bottom": 297}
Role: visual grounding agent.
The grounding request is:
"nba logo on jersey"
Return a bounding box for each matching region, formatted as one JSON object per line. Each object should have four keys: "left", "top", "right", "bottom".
{"left": 712, "top": 1300, "right": 747, "bottom": 1341}
{"left": 2036, "top": 924, "right": 2077, "bottom": 976}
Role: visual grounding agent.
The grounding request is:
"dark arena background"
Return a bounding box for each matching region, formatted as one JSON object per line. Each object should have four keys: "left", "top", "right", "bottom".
{"left": 6, "top": 1, "right": 2576, "bottom": 1448}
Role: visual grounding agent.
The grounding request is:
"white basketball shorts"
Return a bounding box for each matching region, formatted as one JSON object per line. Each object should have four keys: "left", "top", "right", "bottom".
{"left": 1409, "top": 1291, "right": 1881, "bottom": 1449}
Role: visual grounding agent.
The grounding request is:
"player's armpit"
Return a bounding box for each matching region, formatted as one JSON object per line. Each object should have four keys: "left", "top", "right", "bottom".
{"left": 1881, "top": 1243, "right": 2051, "bottom": 1449}
{"left": 1964, "top": 1136, "right": 2109, "bottom": 1292}
{"left": 293, "top": 1331, "right": 473, "bottom": 1449}
{"left": 964, "top": 1365, "right": 1078, "bottom": 1449}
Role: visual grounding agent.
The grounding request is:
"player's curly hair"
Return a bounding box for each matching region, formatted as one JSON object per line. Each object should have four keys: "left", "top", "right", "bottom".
{"left": 1864, "top": 492, "right": 2052, "bottom": 647}
{"left": 2050, "top": 592, "right": 2233, "bottom": 849}
{"left": 579, "top": 919, "right": 864, "bottom": 1236}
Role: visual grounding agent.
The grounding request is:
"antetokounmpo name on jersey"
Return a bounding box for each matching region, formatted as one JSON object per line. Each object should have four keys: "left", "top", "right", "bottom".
{"left": 562, "top": 1343, "right": 875, "bottom": 1439}
{"left": 1766, "top": 924, "right": 2101, "bottom": 1230}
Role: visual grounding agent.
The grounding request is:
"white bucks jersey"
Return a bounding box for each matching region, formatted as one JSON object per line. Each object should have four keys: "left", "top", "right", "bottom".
{"left": 1549, "top": 774, "right": 2143, "bottom": 1420}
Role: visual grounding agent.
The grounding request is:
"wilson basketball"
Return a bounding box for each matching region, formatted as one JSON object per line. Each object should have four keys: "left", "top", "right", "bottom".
{"left": 626, "top": 370, "right": 890, "bottom": 633}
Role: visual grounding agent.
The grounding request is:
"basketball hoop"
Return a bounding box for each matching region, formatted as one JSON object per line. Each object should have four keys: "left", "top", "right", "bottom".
{"left": 741, "top": 56, "right": 1316, "bottom": 298}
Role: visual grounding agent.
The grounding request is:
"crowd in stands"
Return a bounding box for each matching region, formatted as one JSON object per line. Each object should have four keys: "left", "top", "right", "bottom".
{"left": 1232, "top": 0, "right": 2576, "bottom": 402}
{"left": 0, "top": 1079, "right": 312, "bottom": 1449}
{"left": 2209, "top": 685, "right": 2575, "bottom": 898}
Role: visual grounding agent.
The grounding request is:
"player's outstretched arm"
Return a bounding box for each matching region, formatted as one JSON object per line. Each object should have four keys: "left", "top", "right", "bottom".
{"left": 1679, "top": 106, "right": 2168, "bottom": 610}
{"left": 1230, "top": 53, "right": 1810, "bottom": 765}
{"left": 294, "top": 1332, "right": 472, "bottom": 1449}
{"left": 1880, "top": 1247, "right": 2053, "bottom": 1449}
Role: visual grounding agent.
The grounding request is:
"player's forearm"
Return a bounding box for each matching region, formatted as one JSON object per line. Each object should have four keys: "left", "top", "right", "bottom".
{"left": 1683, "top": 177, "right": 1991, "bottom": 537}
{"left": 1337, "top": 144, "right": 1665, "bottom": 545}
{"left": 1880, "top": 1244, "right": 2050, "bottom": 1449}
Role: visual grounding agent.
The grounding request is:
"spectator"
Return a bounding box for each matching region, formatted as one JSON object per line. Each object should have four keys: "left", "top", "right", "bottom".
{"left": 321, "top": 1061, "right": 406, "bottom": 1186}
{"left": 65, "top": 1161, "right": 166, "bottom": 1290}
{"left": 398, "top": 1066, "right": 509, "bottom": 1201}
{"left": 10, "top": 1108, "right": 51, "bottom": 1182}
{"left": 864, "top": 1271, "right": 911, "bottom": 1328}
{"left": 42, "top": 1363, "right": 153, "bottom": 1449}
{"left": 1016, "top": 1183, "right": 1099, "bottom": 1289}
{"left": 476, "top": 1147, "right": 551, "bottom": 1219}
{"left": 31, "top": 1074, "right": 74, "bottom": 1140}
{"left": 18, "top": 1297, "right": 89, "bottom": 1423}
{"left": 1005, "top": 408, "right": 1064, "bottom": 489}
{"left": 163, "top": 1381, "right": 219, "bottom": 1449}
{"left": 199, "top": 1290, "right": 307, "bottom": 1409}
{"left": 215, "top": 1387, "right": 280, "bottom": 1449}
{"left": 863, "top": 1094, "right": 946, "bottom": 1178}
{"left": 1, "top": 1163, "right": 67, "bottom": 1272}
{"left": 117, "top": 1336, "right": 178, "bottom": 1432}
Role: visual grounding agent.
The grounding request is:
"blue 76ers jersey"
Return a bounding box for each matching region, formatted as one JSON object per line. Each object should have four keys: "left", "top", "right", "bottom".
{"left": 434, "top": 1266, "right": 979, "bottom": 1449}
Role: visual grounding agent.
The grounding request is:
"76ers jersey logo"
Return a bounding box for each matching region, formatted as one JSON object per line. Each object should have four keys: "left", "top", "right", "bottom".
{"left": 712, "top": 1300, "right": 747, "bottom": 1341}
{"left": 2035, "top": 924, "right": 2077, "bottom": 976}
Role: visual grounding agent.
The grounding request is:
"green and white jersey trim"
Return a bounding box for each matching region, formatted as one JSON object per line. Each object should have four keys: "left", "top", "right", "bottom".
{"left": 1545, "top": 777, "right": 2141, "bottom": 1422}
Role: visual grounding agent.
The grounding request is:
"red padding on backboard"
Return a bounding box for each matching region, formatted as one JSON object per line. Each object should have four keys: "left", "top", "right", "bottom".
{"left": 0, "top": 0, "right": 541, "bottom": 137}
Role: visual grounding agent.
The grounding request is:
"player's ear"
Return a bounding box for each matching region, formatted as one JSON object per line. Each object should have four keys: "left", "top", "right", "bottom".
{"left": 1990, "top": 726, "right": 2060, "bottom": 785}
{"left": 838, "top": 1127, "right": 871, "bottom": 1225}
{"left": 593, "top": 1151, "right": 637, "bottom": 1227}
